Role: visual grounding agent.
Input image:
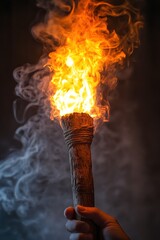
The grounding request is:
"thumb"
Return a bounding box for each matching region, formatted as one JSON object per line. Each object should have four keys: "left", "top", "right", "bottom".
{"left": 75, "top": 205, "right": 116, "bottom": 229}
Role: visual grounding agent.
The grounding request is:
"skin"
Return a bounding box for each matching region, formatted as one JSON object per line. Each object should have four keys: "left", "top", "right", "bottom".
{"left": 64, "top": 205, "right": 130, "bottom": 240}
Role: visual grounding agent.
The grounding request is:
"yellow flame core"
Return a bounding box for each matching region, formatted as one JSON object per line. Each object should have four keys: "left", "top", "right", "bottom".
{"left": 49, "top": 37, "right": 106, "bottom": 118}
{"left": 46, "top": 0, "right": 142, "bottom": 120}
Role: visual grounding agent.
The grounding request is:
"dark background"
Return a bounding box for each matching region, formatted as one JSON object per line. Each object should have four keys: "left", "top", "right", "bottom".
{"left": 0, "top": 0, "right": 43, "bottom": 158}
{"left": 0, "top": 0, "right": 160, "bottom": 239}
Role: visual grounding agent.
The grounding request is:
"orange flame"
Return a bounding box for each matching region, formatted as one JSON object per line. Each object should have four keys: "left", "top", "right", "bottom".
{"left": 45, "top": 0, "right": 143, "bottom": 121}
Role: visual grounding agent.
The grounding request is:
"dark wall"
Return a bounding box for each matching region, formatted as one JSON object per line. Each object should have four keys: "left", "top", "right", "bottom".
{"left": 129, "top": 1, "right": 160, "bottom": 237}
{"left": 0, "top": 0, "right": 42, "bottom": 158}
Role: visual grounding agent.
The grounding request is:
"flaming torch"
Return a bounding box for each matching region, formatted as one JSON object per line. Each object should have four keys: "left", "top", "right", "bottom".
{"left": 42, "top": 0, "right": 142, "bottom": 233}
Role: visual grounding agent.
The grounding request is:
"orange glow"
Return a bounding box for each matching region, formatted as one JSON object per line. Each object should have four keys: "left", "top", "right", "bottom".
{"left": 48, "top": 36, "right": 109, "bottom": 118}
{"left": 46, "top": 0, "right": 142, "bottom": 121}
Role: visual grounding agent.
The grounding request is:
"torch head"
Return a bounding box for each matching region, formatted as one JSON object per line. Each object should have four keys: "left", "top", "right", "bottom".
{"left": 61, "top": 112, "right": 94, "bottom": 150}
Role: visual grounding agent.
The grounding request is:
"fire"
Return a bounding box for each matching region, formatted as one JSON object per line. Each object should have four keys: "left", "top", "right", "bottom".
{"left": 48, "top": 36, "right": 105, "bottom": 118}
{"left": 45, "top": 0, "right": 143, "bottom": 121}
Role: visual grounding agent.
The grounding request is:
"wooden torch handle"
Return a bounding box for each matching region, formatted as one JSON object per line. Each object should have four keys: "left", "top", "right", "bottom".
{"left": 61, "top": 113, "right": 98, "bottom": 238}
{"left": 69, "top": 143, "right": 94, "bottom": 209}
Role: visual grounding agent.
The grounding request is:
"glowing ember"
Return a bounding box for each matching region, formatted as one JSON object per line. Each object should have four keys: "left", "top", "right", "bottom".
{"left": 46, "top": 0, "right": 143, "bottom": 121}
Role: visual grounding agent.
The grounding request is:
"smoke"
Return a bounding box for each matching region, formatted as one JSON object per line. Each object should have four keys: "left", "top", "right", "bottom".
{"left": 0, "top": 0, "right": 144, "bottom": 239}
{"left": 0, "top": 59, "right": 71, "bottom": 239}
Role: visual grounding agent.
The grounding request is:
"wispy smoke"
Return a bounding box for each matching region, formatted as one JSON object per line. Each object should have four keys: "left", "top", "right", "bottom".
{"left": 0, "top": 59, "right": 71, "bottom": 238}
{"left": 0, "top": 0, "right": 143, "bottom": 239}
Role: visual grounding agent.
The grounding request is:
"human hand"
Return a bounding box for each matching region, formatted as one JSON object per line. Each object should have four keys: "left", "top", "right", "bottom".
{"left": 64, "top": 205, "right": 130, "bottom": 240}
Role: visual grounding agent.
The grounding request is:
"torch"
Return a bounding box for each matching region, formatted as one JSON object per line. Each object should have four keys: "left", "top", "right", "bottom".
{"left": 45, "top": 0, "right": 142, "bottom": 236}
{"left": 47, "top": 50, "right": 100, "bottom": 216}
{"left": 61, "top": 114, "right": 99, "bottom": 239}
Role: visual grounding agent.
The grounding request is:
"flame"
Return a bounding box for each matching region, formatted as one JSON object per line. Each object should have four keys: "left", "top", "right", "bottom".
{"left": 45, "top": 0, "right": 143, "bottom": 121}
